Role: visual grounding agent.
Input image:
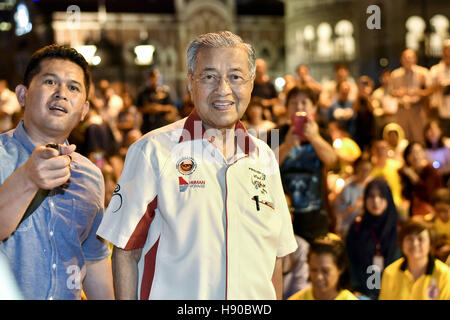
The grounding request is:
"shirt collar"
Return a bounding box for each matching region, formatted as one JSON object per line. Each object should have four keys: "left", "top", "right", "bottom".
{"left": 178, "top": 109, "right": 257, "bottom": 156}
{"left": 13, "top": 120, "right": 69, "bottom": 153}
{"left": 13, "top": 120, "right": 37, "bottom": 154}
{"left": 400, "top": 254, "right": 435, "bottom": 275}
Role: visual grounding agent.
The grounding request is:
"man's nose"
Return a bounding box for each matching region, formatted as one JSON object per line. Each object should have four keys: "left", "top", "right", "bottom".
{"left": 215, "top": 77, "right": 233, "bottom": 95}
{"left": 54, "top": 85, "right": 69, "bottom": 100}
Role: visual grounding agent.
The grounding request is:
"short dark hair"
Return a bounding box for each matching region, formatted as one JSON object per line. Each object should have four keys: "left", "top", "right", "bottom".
{"left": 286, "top": 85, "right": 318, "bottom": 106}
{"left": 24, "top": 44, "right": 91, "bottom": 98}
{"left": 398, "top": 219, "right": 435, "bottom": 248}
{"left": 334, "top": 62, "right": 349, "bottom": 72}
{"left": 308, "top": 234, "right": 351, "bottom": 291}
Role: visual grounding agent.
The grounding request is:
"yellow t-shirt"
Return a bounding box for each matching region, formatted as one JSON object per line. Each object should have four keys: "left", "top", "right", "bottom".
{"left": 379, "top": 257, "right": 450, "bottom": 300}
{"left": 434, "top": 218, "right": 450, "bottom": 241}
{"left": 288, "top": 287, "right": 358, "bottom": 300}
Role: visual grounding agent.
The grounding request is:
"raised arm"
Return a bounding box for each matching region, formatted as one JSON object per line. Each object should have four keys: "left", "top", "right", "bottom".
{"left": 0, "top": 144, "right": 74, "bottom": 240}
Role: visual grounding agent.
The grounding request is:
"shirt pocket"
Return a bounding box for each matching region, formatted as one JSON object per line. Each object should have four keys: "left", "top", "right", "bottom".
{"left": 244, "top": 195, "right": 280, "bottom": 239}
{"left": 71, "top": 199, "right": 97, "bottom": 242}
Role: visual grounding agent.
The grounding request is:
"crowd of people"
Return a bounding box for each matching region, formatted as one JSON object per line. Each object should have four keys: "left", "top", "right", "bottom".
{"left": 0, "top": 33, "right": 450, "bottom": 300}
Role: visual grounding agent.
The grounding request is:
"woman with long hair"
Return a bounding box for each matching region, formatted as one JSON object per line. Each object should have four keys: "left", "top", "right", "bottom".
{"left": 346, "top": 177, "right": 401, "bottom": 299}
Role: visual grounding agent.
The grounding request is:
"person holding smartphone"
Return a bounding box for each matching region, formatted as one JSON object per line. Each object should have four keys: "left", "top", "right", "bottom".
{"left": 276, "top": 86, "right": 338, "bottom": 243}
{"left": 0, "top": 45, "right": 113, "bottom": 300}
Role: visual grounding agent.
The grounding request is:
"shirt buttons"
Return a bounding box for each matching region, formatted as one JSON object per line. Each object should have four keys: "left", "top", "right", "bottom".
{"left": 48, "top": 296, "right": 53, "bottom": 300}
{"left": 49, "top": 231, "right": 54, "bottom": 237}
{"left": 49, "top": 200, "right": 54, "bottom": 208}
{"left": 52, "top": 264, "right": 56, "bottom": 270}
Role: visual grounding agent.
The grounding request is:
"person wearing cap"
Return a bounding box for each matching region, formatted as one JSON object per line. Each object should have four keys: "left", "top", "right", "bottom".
{"left": 97, "top": 31, "right": 298, "bottom": 300}
{"left": 0, "top": 45, "right": 113, "bottom": 299}
{"left": 379, "top": 219, "right": 450, "bottom": 300}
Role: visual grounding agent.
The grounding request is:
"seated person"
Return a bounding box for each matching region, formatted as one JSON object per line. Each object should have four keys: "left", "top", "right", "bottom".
{"left": 346, "top": 178, "right": 401, "bottom": 299}
{"left": 430, "top": 188, "right": 450, "bottom": 262}
{"left": 382, "top": 122, "right": 409, "bottom": 166}
{"left": 289, "top": 234, "right": 358, "bottom": 300}
{"left": 328, "top": 120, "right": 361, "bottom": 178}
{"left": 424, "top": 119, "right": 450, "bottom": 184}
{"left": 399, "top": 142, "right": 443, "bottom": 217}
{"left": 334, "top": 156, "right": 373, "bottom": 238}
{"left": 379, "top": 219, "right": 450, "bottom": 300}
{"left": 282, "top": 192, "right": 311, "bottom": 299}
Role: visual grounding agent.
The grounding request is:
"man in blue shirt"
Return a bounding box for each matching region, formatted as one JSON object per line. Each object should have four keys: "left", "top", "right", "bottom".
{"left": 0, "top": 45, "right": 113, "bottom": 299}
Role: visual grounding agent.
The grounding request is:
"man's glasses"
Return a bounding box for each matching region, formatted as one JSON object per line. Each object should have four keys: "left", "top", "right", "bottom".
{"left": 194, "top": 72, "right": 252, "bottom": 88}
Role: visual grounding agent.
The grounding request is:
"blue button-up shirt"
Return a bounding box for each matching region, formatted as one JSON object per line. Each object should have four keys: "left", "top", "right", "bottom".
{"left": 0, "top": 121, "right": 110, "bottom": 300}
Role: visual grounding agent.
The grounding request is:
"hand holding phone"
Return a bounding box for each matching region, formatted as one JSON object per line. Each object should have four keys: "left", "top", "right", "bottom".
{"left": 292, "top": 111, "right": 308, "bottom": 141}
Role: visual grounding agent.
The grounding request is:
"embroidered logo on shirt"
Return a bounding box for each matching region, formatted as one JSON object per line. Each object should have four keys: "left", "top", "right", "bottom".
{"left": 179, "top": 177, "right": 205, "bottom": 192}
{"left": 249, "top": 167, "right": 267, "bottom": 194}
{"left": 426, "top": 279, "right": 439, "bottom": 300}
{"left": 179, "top": 177, "right": 189, "bottom": 192}
{"left": 177, "top": 157, "right": 197, "bottom": 175}
{"left": 110, "top": 184, "right": 123, "bottom": 213}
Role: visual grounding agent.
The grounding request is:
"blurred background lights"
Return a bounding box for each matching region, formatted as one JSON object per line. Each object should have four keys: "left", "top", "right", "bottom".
{"left": 333, "top": 138, "right": 343, "bottom": 149}
{"left": 433, "top": 161, "right": 441, "bottom": 169}
{"left": 76, "top": 45, "right": 101, "bottom": 66}
{"left": 14, "top": 3, "right": 32, "bottom": 36}
{"left": 336, "top": 178, "right": 345, "bottom": 189}
{"left": 274, "top": 77, "right": 286, "bottom": 92}
{"left": 134, "top": 45, "right": 155, "bottom": 65}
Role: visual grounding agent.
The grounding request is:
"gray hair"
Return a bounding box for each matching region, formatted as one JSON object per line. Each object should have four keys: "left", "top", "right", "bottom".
{"left": 186, "top": 30, "right": 256, "bottom": 76}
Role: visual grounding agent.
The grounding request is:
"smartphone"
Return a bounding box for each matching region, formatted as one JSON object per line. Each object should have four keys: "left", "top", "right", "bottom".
{"left": 292, "top": 111, "right": 308, "bottom": 141}
{"left": 46, "top": 143, "right": 61, "bottom": 154}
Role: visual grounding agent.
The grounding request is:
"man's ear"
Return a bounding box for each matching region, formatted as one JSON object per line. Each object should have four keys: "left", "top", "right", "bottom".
{"left": 15, "top": 84, "right": 27, "bottom": 107}
{"left": 80, "top": 100, "right": 89, "bottom": 122}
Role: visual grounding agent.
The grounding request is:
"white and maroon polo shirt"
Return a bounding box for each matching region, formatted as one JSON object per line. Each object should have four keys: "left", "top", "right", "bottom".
{"left": 97, "top": 110, "right": 297, "bottom": 299}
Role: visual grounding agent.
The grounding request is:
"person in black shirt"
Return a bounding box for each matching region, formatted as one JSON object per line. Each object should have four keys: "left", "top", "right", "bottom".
{"left": 251, "top": 58, "right": 279, "bottom": 121}
{"left": 136, "top": 69, "right": 177, "bottom": 134}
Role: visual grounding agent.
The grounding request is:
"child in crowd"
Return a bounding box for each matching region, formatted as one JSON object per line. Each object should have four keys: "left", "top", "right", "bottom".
{"left": 379, "top": 219, "right": 450, "bottom": 300}
{"left": 334, "top": 156, "right": 373, "bottom": 238}
{"left": 288, "top": 234, "right": 357, "bottom": 300}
